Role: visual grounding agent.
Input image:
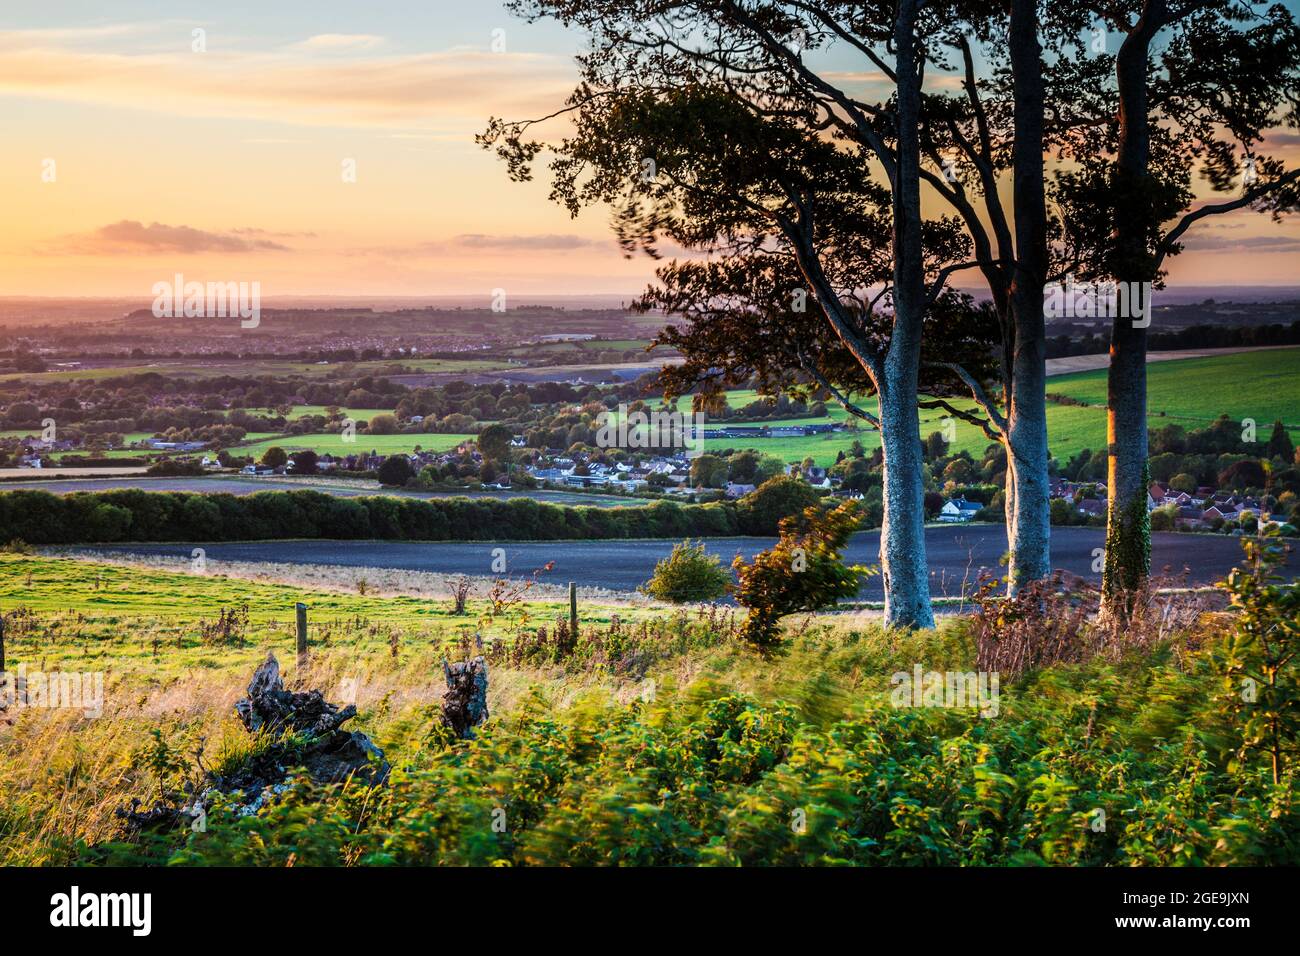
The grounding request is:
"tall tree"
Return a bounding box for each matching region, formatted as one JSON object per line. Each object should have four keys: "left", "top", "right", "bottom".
{"left": 1051, "top": 0, "right": 1300, "bottom": 618}
{"left": 484, "top": 1, "right": 994, "bottom": 627}
{"left": 487, "top": 0, "right": 1086, "bottom": 602}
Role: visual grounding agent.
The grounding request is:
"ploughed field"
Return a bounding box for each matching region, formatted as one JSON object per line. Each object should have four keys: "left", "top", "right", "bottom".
{"left": 75, "top": 525, "right": 1294, "bottom": 600}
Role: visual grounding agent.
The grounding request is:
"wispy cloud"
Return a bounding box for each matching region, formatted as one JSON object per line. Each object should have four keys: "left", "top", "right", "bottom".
{"left": 454, "top": 233, "right": 606, "bottom": 251}
{"left": 1180, "top": 233, "right": 1300, "bottom": 252}
{"left": 291, "top": 34, "right": 386, "bottom": 53}
{"left": 0, "top": 27, "right": 575, "bottom": 130}
{"left": 48, "top": 220, "right": 295, "bottom": 255}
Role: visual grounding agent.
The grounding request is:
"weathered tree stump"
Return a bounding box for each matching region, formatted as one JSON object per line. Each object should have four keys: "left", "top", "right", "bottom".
{"left": 441, "top": 656, "right": 489, "bottom": 739}
{"left": 118, "top": 653, "right": 388, "bottom": 835}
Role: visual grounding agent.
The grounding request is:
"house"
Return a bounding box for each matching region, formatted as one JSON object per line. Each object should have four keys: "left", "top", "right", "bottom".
{"left": 725, "top": 482, "right": 757, "bottom": 498}
{"left": 939, "top": 496, "right": 982, "bottom": 522}
{"left": 1076, "top": 499, "right": 1107, "bottom": 519}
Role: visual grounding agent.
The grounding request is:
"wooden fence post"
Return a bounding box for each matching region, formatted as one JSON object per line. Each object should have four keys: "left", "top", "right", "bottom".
{"left": 296, "top": 602, "right": 309, "bottom": 669}
{"left": 0, "top": 602, "right": 6, "bottom": 676}
{"left": 568, "top": 583, "right": 578, "bottom": 636}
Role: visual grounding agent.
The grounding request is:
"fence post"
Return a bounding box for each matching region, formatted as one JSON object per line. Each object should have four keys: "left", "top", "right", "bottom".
{"left": 568, "top": 583, "right": 578, "bottom": 636}
{"left": 0, "top": 603, "right": 6, "bottom": 676}
{"left": 296, "top": 602, "right": 309, "bottom": 669}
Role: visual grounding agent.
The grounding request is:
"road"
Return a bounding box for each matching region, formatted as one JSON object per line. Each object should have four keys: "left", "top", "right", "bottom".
{"left": 77, "top": 525, "right": 1292, "bottom": 600}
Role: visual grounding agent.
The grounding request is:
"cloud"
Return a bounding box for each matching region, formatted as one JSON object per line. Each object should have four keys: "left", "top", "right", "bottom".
{"left": 1179, "top": 233, "right": 1300, "bottom": 252}
{"left": 50, "top": 221, "right": 295, "bottom": 255}
{"left": 0, "top": 29, "right": 576, "bottom": 130}
{"left": 292, "top": 34, "right": 385, "bottom": 53}
{"left": 453, "top": 233, "right": 606, "bottom": 251}
{"left": 348, "top": 234, "right": 615, "bottom": 259}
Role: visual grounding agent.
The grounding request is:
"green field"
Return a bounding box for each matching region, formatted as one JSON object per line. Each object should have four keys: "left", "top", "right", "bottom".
{"left": 680, "top": 348, "right": 1300, "bottom": 466}
{"left": 236, "top": 431, "right": 476, "bottom": 458}
{"left": 0, "top": 357, "right": 506, "bottom": 384}
{"left": 0, "top": 550, "right": 1287, "bottom": 868}
{"left": 0, "top": 552, "right": 643, "bottom": 678}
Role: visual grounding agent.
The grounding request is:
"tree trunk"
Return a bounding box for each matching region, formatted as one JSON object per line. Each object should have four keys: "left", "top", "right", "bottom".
{"left": 1103, "top": 321, "right": 1151, "bottom": 615}
{"left": 876, "top": 0, "right": 934, "bottom": 629}
{"left": 878, "top": 380, "right": 935, "bottom": 629}
{"left": 1003, "top": 0, "right": 1052, "bottom": 593}
{"left": 1102, "top": 12, "right": 1159, "bottom": 619}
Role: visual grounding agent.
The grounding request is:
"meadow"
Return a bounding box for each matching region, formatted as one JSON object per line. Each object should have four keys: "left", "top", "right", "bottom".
{"left": 1, "top": 546, "right": 1294, "bottom": 867}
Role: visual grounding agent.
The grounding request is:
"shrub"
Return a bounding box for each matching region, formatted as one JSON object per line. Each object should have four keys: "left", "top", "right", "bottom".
{"left": 732, "top": 500, "right": 870, "bottom": 645}
{"left": 1215, "top": 531, "right": 1300, "bottom": 786}
{"left": 642, "top": 540, "right": 731, "bottom": 603}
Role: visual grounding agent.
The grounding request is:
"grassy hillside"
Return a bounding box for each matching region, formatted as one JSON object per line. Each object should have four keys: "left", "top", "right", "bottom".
{"left": 0, "top": 550, "right": 1294, "bottom": 867}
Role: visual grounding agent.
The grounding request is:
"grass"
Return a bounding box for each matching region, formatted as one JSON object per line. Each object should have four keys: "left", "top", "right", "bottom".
{"left": 664, "top": 348, "right": 1300, "bottom": 465}
{"left": 235, "top": 432, "right": 476, "bottom": 458}
{"left": 0, "top": 552, "right": 655, "bottom": 680}
{"left": 3, "top": 547, "right": 1291, "bottom": 867}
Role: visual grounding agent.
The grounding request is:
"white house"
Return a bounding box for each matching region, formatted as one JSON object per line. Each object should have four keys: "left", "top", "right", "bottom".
{"left": 939, "top": 497, "right": 982, "bottom": 522}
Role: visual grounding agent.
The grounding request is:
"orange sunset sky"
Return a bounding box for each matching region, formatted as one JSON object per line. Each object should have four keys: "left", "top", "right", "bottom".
{"left": 2, "top": 1, "right": 1298, "bottom": 299}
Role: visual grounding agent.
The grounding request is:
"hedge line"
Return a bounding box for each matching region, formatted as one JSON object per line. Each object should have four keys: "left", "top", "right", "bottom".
{"left": 0, "top": 489, "right": 758, "bottom": 545}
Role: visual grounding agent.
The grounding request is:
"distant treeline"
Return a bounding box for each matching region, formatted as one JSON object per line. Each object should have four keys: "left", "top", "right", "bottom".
{"left": 1046, "top": 321, "right": 1300, "bottom": 358}
{"left": 0, "top": 489, "right": 781, "bottom": 545}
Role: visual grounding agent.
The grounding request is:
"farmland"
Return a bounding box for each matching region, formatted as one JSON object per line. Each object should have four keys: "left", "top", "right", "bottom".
{"left": 688, "top": 348, "right": 1300, "bottom": 465}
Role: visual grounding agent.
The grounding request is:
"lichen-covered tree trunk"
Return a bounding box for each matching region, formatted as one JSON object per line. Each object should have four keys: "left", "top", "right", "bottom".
{"left": 877, "top": 379, "right": 935, "bottom": 629}
{"left": 1003, "top": 0, "right": 1051, "bottom": 593}
{"left": 875, "top": 0, "right": 934, "bottom": 630}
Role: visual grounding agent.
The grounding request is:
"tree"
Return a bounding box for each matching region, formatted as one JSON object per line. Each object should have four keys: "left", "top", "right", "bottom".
{"left": 1050, "top": 0, "right": 1300, "bottom": 619}
{"left": 366, "top": 413, "right": 399, "bottom": 435}
{"left": 1219, "top": 459, "right": 1267, "bottom": 492}
{"left": 642, "top": 540, "right": 731, "bottom": 603}
{"left": 260, "top": 446, "right": 288, "bottom": 469}
{"left": 690, "top": 454, "right": 728, "bottom": 490}
{"left": 376, "top": 455, "right": 413, "bottom": 487}
{"left": 738, "top": 474, "right": 821, "bottom": 535}
{"left": 477, "top": 423, "right": 512, "bottom": 462}
{"left": 288, "top": 450, "right": 318, "bottom": 476}
{"left": 1266, "top": 420, "right": 1296, "bottom": 463}
{"left": 483, "top": 3, "right": 1010, "bottom": 627}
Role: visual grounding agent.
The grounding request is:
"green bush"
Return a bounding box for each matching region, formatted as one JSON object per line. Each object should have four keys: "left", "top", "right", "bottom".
{"left": 642, "top": 540, "right": 731, "bottom": 603}
{"left": 732, "top": 500, "right": 871, "bottom": 644}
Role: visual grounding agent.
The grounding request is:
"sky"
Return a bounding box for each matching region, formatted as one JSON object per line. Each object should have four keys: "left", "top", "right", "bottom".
{"left": 1, "top": 1, "right": 1298, "bottom": 299}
